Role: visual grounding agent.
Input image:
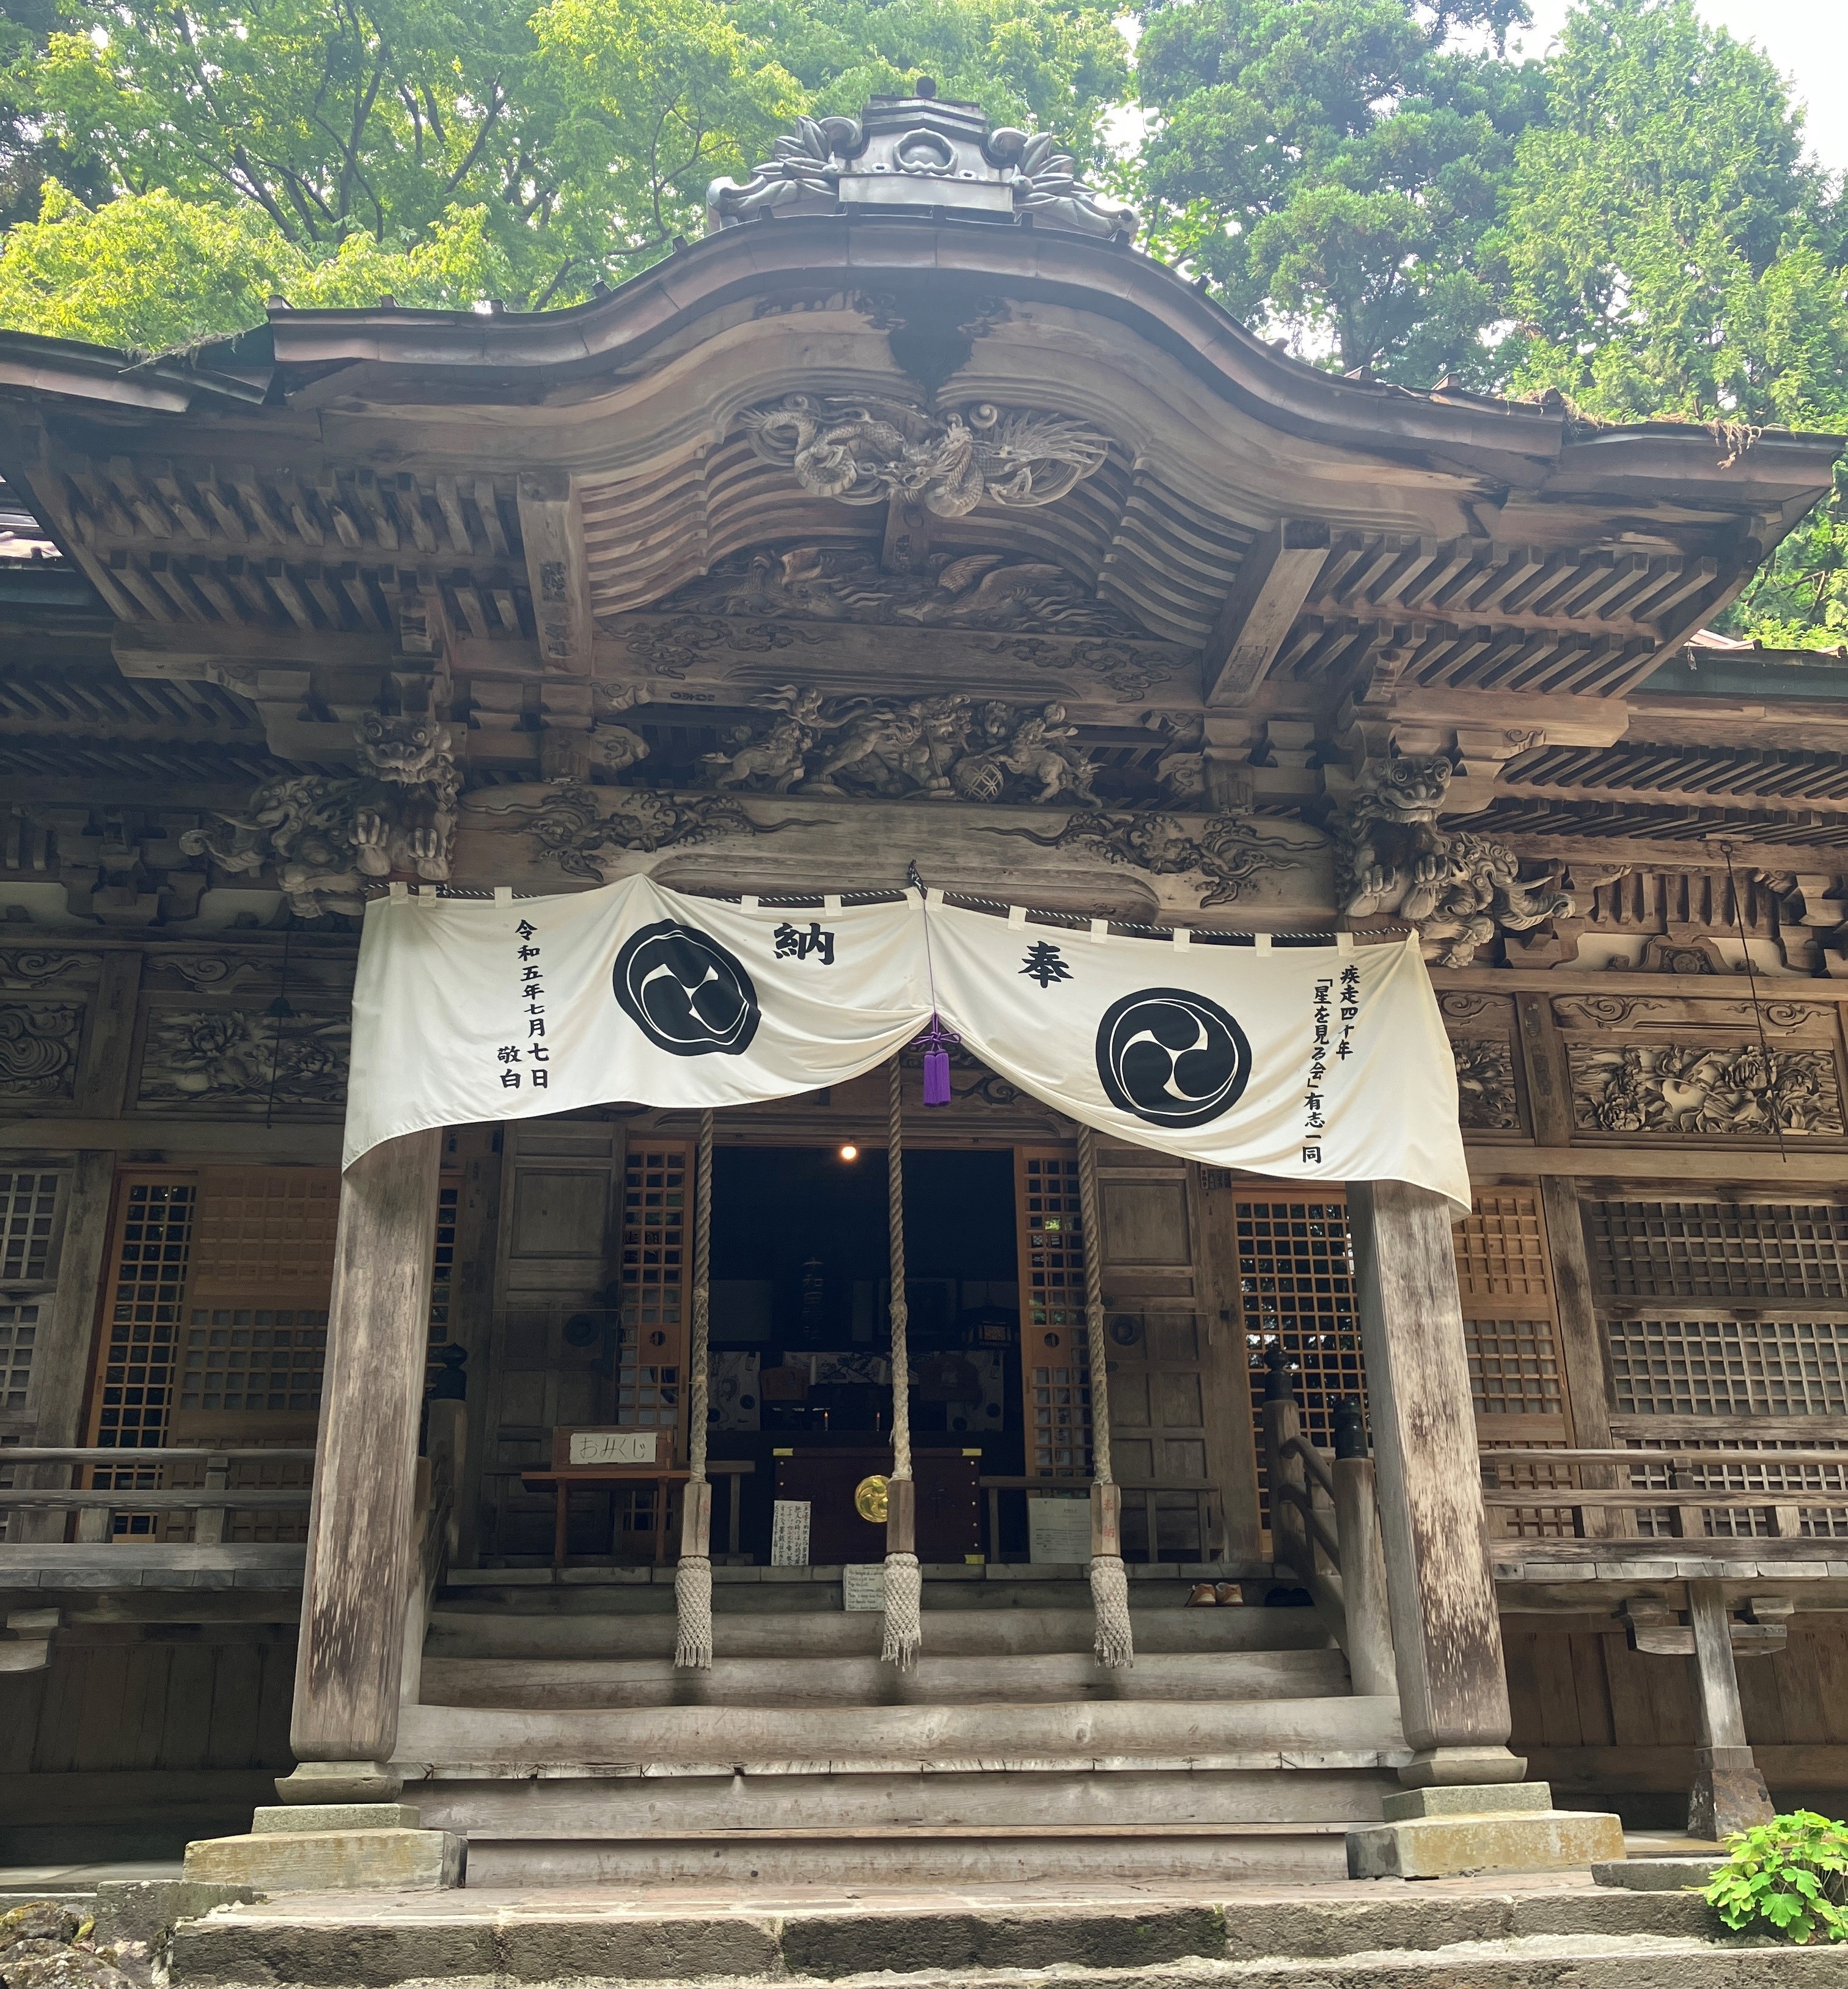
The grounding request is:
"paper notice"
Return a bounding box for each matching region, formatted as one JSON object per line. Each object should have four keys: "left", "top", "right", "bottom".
{"left": 771, "top": 1499, "right": 812, "bottom": 1567}
{"left": 1027, "top": 1494, "right": 1093, "bottom": 1565}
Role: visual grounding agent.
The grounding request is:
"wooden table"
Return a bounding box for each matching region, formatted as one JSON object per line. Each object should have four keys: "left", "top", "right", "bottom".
{"left": 518, "top": 1458, "right": 757, "bottom": 1567}
{"left": 521, "top": 1466, "right": 690, "bottom": 1566}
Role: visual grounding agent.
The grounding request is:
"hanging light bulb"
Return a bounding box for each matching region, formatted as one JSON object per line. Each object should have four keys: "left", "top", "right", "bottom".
{"left": 839, "top": 1143, "right": 859, "bottom": 1162}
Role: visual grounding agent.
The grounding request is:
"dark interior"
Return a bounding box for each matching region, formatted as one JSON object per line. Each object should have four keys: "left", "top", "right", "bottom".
{"left": 706, "top": 1145, "right": 1024, "bottom": 1559}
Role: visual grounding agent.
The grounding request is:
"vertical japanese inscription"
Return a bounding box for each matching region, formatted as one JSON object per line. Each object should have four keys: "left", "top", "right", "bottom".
{"left": 498, "top": 918, "right": 551, "bottom": 1094}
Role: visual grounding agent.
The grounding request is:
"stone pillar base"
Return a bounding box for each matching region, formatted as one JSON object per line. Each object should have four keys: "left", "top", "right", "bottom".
{"left": 1687, "top": 1745, "right": 1775, "bottom": 1841}
{"left": 275, "top": 1759, "right": 404, "bottom": 1804}
{"left": 1347, "top": 1780, "right": 1626, "bottom": 1880}
{"left": 183, "top": 1803, "right": 464, "bottom": 1892}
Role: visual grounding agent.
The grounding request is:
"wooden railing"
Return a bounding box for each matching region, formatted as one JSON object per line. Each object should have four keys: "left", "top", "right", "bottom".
{"left": 977, "top": 1476, "right": 1219, "bottom": 1566}
{"left": 0, "top": 1447, "right": 316, "bottom": 1542}
{"left": 1479, "top": 1446, "right": 1848, "bottom": 1542}
{"left": 1258, "top": 1349, "right": 1396, "bottom": 1693}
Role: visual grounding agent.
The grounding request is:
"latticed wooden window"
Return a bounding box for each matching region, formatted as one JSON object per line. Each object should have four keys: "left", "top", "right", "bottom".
{"left": 618, "top": 1145, "right": 685, "bottom": 1430}
{"left": 1016, "top": 1149, "right": 1093, "bottom": 1477}
{"left": 1455, "top": 1191, "right": 1564, "bottom": 1421}
{"left": 177, "top": 1313, "right": 328, "bottom": 1415}
{"left": 1607, "top": 1316, "right": 1848, "bottom": 1418}
{"left": 1588, "top": 1200, "right": 1848, "bottom": 1300}
{"left": 178, "top": 1169, "right": 340, "bottom": 1432}
{"left": 189, "top": 1170, "right": 340, "bottom": 1297}
{"left": 1587, "top": 1195, "right": 1848, "bottom": 1536}
{"left": 0, "top": 1171, "right": 61, "bottom": 1283}
{"left": 96, "top": 1178, "right": 195, "bottom": 1451}
{"left": 0, "top": 1303, "right": 37, "bottom": 1412}
{"left": 1236, "top": 1195, "right": 1362, "bottom": 1522}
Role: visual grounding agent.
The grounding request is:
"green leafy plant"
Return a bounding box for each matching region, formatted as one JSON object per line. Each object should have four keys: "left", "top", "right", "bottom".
{"left": 1703, "top": 1811, "right": 1848, "bottom": 1944}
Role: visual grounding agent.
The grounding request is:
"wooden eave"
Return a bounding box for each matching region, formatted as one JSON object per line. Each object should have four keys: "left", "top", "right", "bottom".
{"left": 0, "top": 209, "right": 1840, "bottom": 816}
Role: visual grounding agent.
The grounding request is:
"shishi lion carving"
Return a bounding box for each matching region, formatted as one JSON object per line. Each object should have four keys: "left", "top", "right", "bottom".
{"left": 1332, "top": 751, "right": 1572, "bottom": 968}
{"left": 182, "top": 714, "right": 461, "bottom": 918}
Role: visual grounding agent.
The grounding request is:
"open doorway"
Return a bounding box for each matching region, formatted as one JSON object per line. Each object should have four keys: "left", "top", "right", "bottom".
{"left": 706, "top": 1144, "right": 1022, "bottom": 1562}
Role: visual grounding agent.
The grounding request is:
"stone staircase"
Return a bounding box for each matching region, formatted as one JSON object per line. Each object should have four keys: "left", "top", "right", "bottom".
{"left": 395, "top": 1565, "right": 1407, "bottom": 1885}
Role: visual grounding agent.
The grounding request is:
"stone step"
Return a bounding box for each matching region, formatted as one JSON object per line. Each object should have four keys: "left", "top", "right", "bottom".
{"left": 161, "top": 1883, "right": 1751, "bottom": 1987}
{"left": 413, "top": 1762, "right": 1392, "bottom": 1838}
{"left": 419, "top": 1645, "right": 1352, "bottom": 1709}
{"left": 392, "top": 1691, "right": 1404, "bottom": 1774}
{"left": 437, "top": 1566, "right": 1277, "bottom": 1618}
{"left": 449, "top": 1823, "right": 1354, "bottom": 1888}
{"left": 424, "top": 1604, "right": 1335, "bottom": 1662}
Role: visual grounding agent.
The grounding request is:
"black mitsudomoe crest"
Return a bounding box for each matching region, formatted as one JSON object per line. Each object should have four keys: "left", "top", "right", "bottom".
{"left": 1095, "top": 987, "right": 1251, "bottom": 1129}
{"left": 612, "top": 920, "right": 761, "bottom": 1057}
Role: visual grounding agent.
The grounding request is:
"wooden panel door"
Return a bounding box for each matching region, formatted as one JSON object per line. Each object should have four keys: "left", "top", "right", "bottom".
{"left": 1094, "top": 1144, "right": 1237, "bottom": 1562}
{"left": 481, "top": 1119, "right": 625, "bottom": 1559}
{"left": 1014, "top": 1141, "right": 1247, "bottom": 1562}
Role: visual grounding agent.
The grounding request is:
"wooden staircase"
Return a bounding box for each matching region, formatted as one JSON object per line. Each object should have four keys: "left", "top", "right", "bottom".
{"left": 395, "top": 1564, "right": 1407, "bottom": 1885}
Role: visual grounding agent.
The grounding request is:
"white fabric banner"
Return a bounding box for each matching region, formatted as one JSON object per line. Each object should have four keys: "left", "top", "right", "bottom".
{"left": 343, "top": 876, "right": 1468, "bottom": 1207}
{"left": 343, "top": 875, "right": 930, "bottom": 1165}
{"left": 925, "top": 900, "right": 1468, "bottom": 1207}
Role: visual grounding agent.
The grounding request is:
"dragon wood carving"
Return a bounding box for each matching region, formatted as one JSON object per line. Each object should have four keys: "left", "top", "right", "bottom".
{"left": 1331, "top": 752, "right": 1572, "bottom": 967}
{"left": 699, "top": 689, "right": 1102, "bottom": 806}
{"left": 738, "top": 396, "right": 1110, "bottom": 517}
{"left": 981, "top": 811, "right": 1304, "bottom": 909}
{"left": 180, "top": 715, "right": 461, "bottom": 918}
{"left": 476, "top": 783, "right": 814, "bottom": 882}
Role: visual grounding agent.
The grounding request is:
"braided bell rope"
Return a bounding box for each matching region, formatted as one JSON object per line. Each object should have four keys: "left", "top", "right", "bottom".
{"left": 1077, "top": 1122, "right": 1133, "bottom": 1669}
{"left": 881, "top": 1055, "right": 922, "bottom": 1669}
{"left": 673, "top": 1109, "right": 715, "bottom": 1669}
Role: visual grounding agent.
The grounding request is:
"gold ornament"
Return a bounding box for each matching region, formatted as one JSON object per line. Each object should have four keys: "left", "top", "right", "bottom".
{"left": 854, "top": 1473, "right": 889, "bottom": 1523}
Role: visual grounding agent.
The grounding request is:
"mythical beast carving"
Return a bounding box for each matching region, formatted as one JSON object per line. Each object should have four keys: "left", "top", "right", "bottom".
{"left": 1331, "top": 751, "right": 1572, "bottom": 967}
{"left": 738, "top": 397, "right": 1109, "bottom": 518}
{"left": 182, "top": 714, "right": 461, "bottom": 918}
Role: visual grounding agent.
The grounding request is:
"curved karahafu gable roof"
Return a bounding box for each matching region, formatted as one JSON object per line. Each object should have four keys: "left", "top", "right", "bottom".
{"left": 0, "top": 92, "right": 1839, "bottom": 707}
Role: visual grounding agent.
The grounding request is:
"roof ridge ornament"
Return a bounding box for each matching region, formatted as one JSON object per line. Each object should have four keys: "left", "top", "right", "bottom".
{"left": 706, "top": 93, "right": 1139, "bottom": 242}
{"left": 736, "top": 394, "right": 1111, "bottom": 518}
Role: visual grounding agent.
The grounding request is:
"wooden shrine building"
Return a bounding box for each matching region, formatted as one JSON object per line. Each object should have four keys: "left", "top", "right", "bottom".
{"left": 2, "top": 89, "right": 1847, "bottom": 1888}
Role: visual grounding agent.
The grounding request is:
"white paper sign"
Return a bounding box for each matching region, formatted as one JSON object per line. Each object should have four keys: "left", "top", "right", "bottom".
{"left": 842, "top": 1564, "right": 886, "bottom": 1611}
{"left": 771, "top": 1499, "right": 811, "bottom": 1567}
{"left": 1028, "top": 1495, "right": 1094, "bottom": 1565}
{"left": 568, "top": 1429, "right": 658, "bottom": 1465}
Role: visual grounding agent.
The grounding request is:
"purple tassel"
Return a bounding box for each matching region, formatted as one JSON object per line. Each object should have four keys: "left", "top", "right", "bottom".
{"left": 915, "top": 1014, "right": 959, "bottom": 1107}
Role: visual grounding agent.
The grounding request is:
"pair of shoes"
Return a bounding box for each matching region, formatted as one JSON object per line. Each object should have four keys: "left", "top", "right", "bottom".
{"left": 1184, "top": 1581, "right": 1245, "bottom": 1606}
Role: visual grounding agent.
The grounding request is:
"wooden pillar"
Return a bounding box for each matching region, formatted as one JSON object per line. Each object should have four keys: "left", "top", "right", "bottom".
{"left": 16, "top": 1151, "right": 116, "bottom": 1545}
{"left": 1347, "top": 1180, "right": 1519, "bottom": 1786}
{"left": 1540, "top": 1178, "right": 1631, "bottom": 1540}
{"left": 283, "top": 1129, "right": 442, "bottom": 1801}
{"left": 1685, "top": 1581, "right": 1775, "bottom": 1839}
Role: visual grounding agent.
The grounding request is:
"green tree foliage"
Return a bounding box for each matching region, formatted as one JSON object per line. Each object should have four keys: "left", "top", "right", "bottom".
{"left": 1492, "top": 0, "right": 1845, "bottom": 427}
{"left": 1134, "top": 0, "right": 1546, "bottom": 382}
{"left": 739, "top": 0, "right": 1130, "bottom": 165}
{"left": 0, "top": 0, "right": 1128, "bottom": 348}
{"left": 0, "top": 183, "right": 519, "bottom": 349}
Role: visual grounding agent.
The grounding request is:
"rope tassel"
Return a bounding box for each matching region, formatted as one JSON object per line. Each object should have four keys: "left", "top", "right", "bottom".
{"left": 1077, "top": 1124, "right": 1134, "bottom": 1669}
{"left": 674, "top": 1551, "right": 713, "bottom": 1669}
{"left": 673, "top": 1110, "right": 716, "bottom": 1671}
{"left": 1090, "top": 1548, "right": 1134, "bottom": 1669}
{"left": 882, "top": 1055, "right": 922, "bottom": 1670}
{"left": 881, "top": 1551, "right": 922, "bottom": 1669}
